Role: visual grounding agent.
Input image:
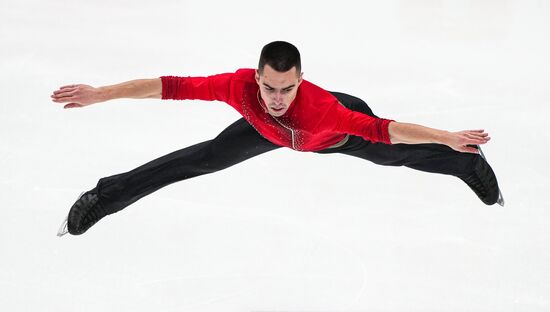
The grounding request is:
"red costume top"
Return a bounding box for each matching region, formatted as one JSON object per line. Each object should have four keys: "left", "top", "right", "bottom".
{"left": 160, "top": 69, "right": 393, "bottom": 152}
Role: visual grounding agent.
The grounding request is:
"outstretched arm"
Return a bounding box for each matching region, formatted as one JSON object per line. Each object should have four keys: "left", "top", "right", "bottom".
{"left": 50, "top": 78, "right": 162, "bottom": 109}
{"left": 388, "top": 122, "right": 490, "bottom": 154}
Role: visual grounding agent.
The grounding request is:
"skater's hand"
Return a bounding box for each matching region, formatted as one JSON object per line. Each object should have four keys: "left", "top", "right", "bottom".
{"left": 388, "top": 122, "right": 491, "bottom": 154}
{"left": 445, "top": 130, "right": 491, "bottom": 154}
{"left": 51, "top": 79, "right": 162, "bottom": 108}
{"left": 50, "top": 84, "right": 104, "bottom": 109}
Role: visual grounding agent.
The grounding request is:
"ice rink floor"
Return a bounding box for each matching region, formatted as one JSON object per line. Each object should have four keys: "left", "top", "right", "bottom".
{"left": 1, "top": 0, "right": 549, "bottom": 311}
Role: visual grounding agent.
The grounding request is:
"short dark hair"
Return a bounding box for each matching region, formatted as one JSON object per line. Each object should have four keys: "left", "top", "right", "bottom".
{"left": 258, "top": 41, "right": 301, "bottom": 75}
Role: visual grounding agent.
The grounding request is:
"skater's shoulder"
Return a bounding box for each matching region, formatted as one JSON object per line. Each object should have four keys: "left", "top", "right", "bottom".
{"left": 233, "top": 68, "right": 257, "bottom": 82}
{"left": 297, "top": 79, "right": 335, "bottom": 103}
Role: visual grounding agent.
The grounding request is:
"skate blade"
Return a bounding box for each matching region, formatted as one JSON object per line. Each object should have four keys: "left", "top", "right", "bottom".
{"left": 497, "top": 189, "right": 505, "bottom": 207}
{"left": 57, "top": 215, "right": 69, "bottom": 237}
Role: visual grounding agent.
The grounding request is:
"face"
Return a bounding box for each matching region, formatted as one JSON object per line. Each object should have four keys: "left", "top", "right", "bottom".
{"left": 255, "top": 64, "right": 303, "bottom": 117}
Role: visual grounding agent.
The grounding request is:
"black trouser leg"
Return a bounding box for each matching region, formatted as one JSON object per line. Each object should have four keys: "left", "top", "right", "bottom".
{"left": 320, "top": 92, "right": 478, "bottom": 177}
{"left": 95, "top": 118, "right": 280, "bottom": 213}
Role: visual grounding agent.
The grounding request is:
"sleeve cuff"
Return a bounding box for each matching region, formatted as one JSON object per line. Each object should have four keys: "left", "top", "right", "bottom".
{"left": 378, "top": 119, "right": 395, "bottom": 144}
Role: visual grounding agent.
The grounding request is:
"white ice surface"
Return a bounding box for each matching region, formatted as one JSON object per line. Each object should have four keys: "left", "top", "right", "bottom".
{"left": 1, "top": 0, "right": 549, "bottom": 311}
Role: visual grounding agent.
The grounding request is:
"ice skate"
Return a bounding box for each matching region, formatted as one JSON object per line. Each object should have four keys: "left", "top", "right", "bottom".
{"left": 460, "top": 146, "right": 504, "bottom": 206}
{"left": 57, "top": 188, "right": 106, "bottom": 236}
{"left": 57, "top": 192, "right": 84, "bottom": 237}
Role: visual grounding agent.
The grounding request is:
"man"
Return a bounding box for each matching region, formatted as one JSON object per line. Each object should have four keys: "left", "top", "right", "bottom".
{"left": 52, "top": 41, "right": 503, "bottom": 236}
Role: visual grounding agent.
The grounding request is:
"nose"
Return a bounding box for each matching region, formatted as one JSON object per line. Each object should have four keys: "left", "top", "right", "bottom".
{"left": 273, "top": 91, "right": 284, "bottom": 103}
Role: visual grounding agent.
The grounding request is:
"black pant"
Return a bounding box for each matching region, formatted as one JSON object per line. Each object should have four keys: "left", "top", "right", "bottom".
{"left": 95, "top": 92, "right": 478, "bottom": 213}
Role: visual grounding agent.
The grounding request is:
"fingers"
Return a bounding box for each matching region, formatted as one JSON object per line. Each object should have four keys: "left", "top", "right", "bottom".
{"left": 51, "top": 84, "right": 81, "bottom": 98}
{"left": 52, "top": 87, "right": 76, "bottom": 96}
{"left": 63, "top": 103, "right": 82, "bottom": 109}
{"left": 52, "top": 89, "right": 74, "bottom": 96}
{"left": 459, "top": 145, "right": 481, "bottom": 154}
{"left": 460, "top": 130, "right": 491, "bottom": 145}
{"left": 464, "top": 138, "right": 491, "bottom": 146}
{"left": 464, "top": 133, "right": 491, "bottom": 144}
{"left": 51, "top": 84, "right": 95, "bottom": 108}
{"left": 51, "top": 85, "right": 79, "bottom": 103}
{"left": 53, "top": 84, "right": 78, "bottom": 94}
{"left": 52, "top": 90, "right": 76, "bottom": 100}
{"left": 450, "top": 129, "right": 493, "bottom": 153}
{"left": 464, "top": 130, "right": 488, "bottom": 137}
{"left": 59, "top": 84, "right": 80, "bottom": 89}
{"left": 52, "top": 94, "right": 77, "bottom": 104}
{"left": 467, "top": 132, "right": 489, "bottom": 138}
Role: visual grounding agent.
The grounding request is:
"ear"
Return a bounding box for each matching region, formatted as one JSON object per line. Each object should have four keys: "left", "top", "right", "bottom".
{"left": 298, "top": 72, "right": 304, "bottom": 85}
{"left": 255, "top": 70, "right": 260, "bottom": 85}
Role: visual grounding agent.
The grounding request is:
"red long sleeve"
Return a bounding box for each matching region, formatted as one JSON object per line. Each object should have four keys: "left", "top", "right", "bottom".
{"left": 327, "top": 103, "right": 393, "bottom": 144}
{"left": 160, "top": 74, "right": 233, "bottom": 102}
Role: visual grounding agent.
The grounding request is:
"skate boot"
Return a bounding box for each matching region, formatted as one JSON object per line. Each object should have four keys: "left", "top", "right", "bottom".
{"left": 459, "top": 146, "right": 504, "bottom": 206}
{"left": 57, "top": 188, "right": 108, "bottom": 236}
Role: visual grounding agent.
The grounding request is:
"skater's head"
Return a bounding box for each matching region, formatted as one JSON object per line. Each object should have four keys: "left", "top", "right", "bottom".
{"left": 256, "top": 41, "right": 303, "bottom": 117}
{"left": 258, "top": 41, "right": 301, "bottom": 75}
